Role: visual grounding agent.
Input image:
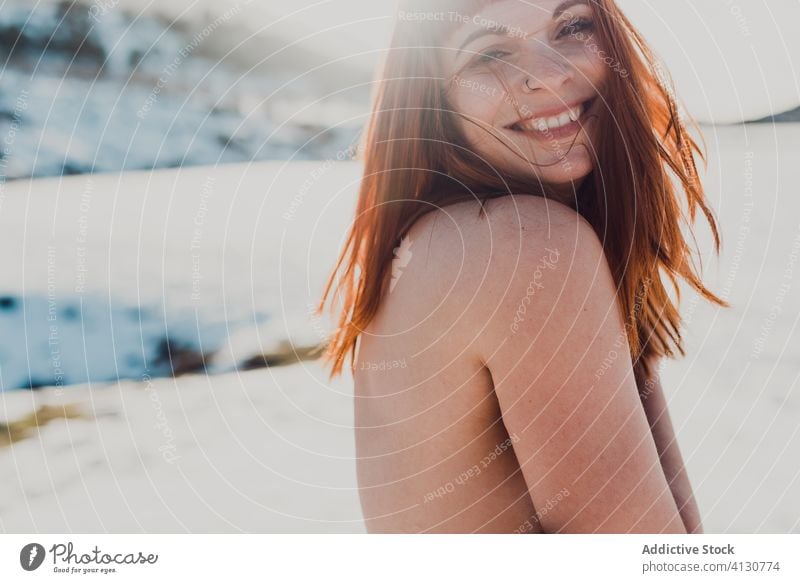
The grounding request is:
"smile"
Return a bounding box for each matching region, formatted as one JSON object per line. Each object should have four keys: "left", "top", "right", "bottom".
{"left": 505, "top": 97, "right": 598, "bottom": 135}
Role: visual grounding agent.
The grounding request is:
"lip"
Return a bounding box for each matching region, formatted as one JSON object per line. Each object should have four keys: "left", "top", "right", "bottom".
{"left": 504, "top": 96, "right": 598, "bottom": 140}
{"left": 504, "top": 96, "right": 598, "bottom": 130}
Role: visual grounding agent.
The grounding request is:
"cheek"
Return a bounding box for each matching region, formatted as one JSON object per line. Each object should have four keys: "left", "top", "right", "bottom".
{"left": 449, "top": 80, "right": 507, "bottom": 128}
{"left": 562, "top": 42, "right": 613, "bottom": 86}
{"left": 579, "top": 47, "right": 617, "bottom": 86}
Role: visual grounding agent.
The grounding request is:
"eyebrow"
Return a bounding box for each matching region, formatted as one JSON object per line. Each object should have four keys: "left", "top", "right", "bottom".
{"left": 457, "top": 23, "right": 516, "bottom": 55}
{"left": 553, "top": 0, "right": 589, "bottom": 19}
{"left": 456, "top": 0, "right": 590, "bottom": 55}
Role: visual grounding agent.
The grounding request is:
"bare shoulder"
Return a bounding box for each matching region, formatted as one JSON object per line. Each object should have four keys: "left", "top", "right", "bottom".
{"left": 480, "top": 193, "right": 585, "bottom": 231}
{"left": 402, "top": 194, "right": 599, "bottom": 276}
{"left": 407, "top": 194, "right": 584, "bottom": 240}
{"left": 407, "top": 195, "right": 603, "bottom": 299}
{"left": 479, "top": 194, "right": 604, "bottom": 267}
{"left": 392, "top": 195, "right": 607, "bottom": 325}
{"left": 457, "top": 196, "right": 684, "bottom": 533}
{"left": 395, "top": 195, "right": 685, "bottom": 533}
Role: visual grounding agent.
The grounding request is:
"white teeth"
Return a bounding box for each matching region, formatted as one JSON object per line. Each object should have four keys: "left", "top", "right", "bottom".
{"left": 555, "top": 112, "right": 571, "bottom": 127}
{"left": 568, "top": 104, "right": 582, "bottom": 122}
{"left": 515, "top": 103, "right": 584, "bottom": 133}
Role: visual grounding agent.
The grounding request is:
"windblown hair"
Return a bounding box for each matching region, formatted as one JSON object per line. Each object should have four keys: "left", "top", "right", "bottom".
{"left": 316, "top": 0, "right": 728, "bottom": 379}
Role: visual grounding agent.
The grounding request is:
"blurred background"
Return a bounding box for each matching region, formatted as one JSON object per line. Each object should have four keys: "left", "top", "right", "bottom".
{"left": 0, "top": 0, "right": 798, "bottom": 533}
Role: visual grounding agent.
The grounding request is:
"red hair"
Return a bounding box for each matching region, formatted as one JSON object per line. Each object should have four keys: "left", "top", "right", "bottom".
{"left": 316, "top": 0, "right": 728, "bottom": 379}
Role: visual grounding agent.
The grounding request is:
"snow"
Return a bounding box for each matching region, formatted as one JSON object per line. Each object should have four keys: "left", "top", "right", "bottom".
{"left": 0, "top": 0, "right": 798, "bottom": 529}
{"left": 0, "top": 160, "right": 361, "bottom": 390}
{"left": 0, "top": 123, "right": 798, "bottom": 531}
{"left": 0, "top": 362, "right": 364, "bottom": 532}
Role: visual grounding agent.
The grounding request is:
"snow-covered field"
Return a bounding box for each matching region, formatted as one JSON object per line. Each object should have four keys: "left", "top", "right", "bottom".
{"left": 0, "top": 158, "right": 365, "bottom": 531}
{"left": 0, "top": 122, "right": 799, "bottom": 532}
{"left": 0, "top": 159, "right": 359, "bottom": 390}
{"left": 0, "top": 361, "right": 363, "bottom": 532}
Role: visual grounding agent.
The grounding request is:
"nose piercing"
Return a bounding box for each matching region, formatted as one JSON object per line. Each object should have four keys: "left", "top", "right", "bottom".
{"left": 523, "top": 78, "right": 535, "bottom": 93}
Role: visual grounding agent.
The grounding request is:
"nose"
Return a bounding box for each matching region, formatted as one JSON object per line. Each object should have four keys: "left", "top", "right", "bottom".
{"left": 518, "top": 50, "right": 574, "bottom": 94}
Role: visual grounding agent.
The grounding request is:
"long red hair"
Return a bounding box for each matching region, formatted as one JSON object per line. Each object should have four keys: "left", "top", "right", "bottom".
{"left": 315, "top": 0, "right": 728, "bottom": 379}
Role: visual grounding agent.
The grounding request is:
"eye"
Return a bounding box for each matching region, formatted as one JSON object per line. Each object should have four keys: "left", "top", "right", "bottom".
{"left": 557, "top": 16, "right": 595, "bottom": 39}
{"left": 472, "top": 48, "right": 512, "bottom": 66}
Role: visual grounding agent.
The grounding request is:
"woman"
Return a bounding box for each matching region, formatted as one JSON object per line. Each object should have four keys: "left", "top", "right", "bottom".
{"left": 317, "top": 0, "right": 728, "bottom": 533}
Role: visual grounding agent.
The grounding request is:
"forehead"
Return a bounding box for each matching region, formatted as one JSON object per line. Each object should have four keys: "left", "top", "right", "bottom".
{"left": 446, "top": 0, "right": 589, "bottom": 47}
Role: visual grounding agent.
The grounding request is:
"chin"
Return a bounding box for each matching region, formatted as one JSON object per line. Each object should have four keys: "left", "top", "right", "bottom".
{"left": 552, "top": 162, "right": 594, "bottom": 185}
{"left": 516, "top": 152, "right": 594, "bottom": 187}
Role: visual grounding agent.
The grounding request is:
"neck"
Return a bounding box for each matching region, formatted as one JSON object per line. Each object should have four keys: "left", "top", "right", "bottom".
{"left": 543, "top": 181, "right": 581, "bottom": 210}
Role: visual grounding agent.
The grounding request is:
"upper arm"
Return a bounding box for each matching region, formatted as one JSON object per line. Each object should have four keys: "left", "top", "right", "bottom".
{"left": 471, "top": 196, "right": 685, "bottom": 533}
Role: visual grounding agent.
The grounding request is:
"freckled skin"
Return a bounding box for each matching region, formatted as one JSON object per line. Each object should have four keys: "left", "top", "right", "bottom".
{"left": 443, "top": 0, "right": 609, "bottom": 194}
{"left": 356, "top": 194, "right": 686, "bottom": 533}
{"left": 355, "top": 198, "right": 546, "bottom": 534}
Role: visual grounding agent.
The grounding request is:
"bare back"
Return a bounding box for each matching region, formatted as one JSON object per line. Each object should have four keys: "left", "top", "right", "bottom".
{"left": 354, "top": 195, "right": 685, "bottom": 534}
{"left": 354, "top": 198, "right": 540, "bottom": 533}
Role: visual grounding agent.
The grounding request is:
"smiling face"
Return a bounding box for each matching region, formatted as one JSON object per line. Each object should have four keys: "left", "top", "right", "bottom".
{"left": 442, "top": 0, "right": 611, "bottom": 195}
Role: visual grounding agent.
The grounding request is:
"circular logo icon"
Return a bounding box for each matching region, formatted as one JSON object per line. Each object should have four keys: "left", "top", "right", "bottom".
{"left": 20, "top": 543, "right": 46, "bottom": 571}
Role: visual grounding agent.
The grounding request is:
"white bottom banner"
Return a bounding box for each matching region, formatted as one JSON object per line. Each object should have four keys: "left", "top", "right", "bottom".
{"left": 1, "top": 534, "right": 798, "bottom": 582}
